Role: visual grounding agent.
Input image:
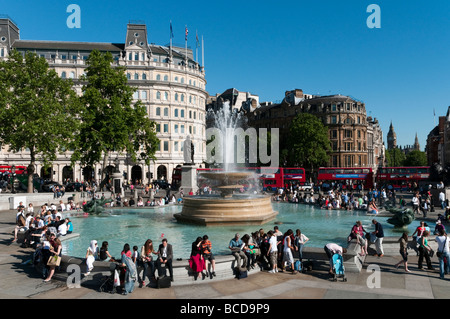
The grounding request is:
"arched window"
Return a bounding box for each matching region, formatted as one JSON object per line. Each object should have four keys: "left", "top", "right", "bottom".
{"left": 164, "top": 75, "right": 168, "bottom": 81}
{"left": 69, "top": 72, "right": 75, "bottom": 79}
{"left": 181, "top": 94, "right": 184, "bottom": 102}
{"left": 174, "top": 76, "right": 178, "bottom": 82}
{"left": 127, "top": 73, "right": 131, "bottom": 80}
{"left": 164, "top": 92, "right": 168, "bottom": 101}
{"left": 142, "top": 73, "right": 147, "bottom": 80}
{"left": 61, "top": 71, "right": 67, "bottom": 79}
{"left": 156, "top": 91, "right": 161, "bottom": 100}
{"left": 156, "top": 107, "right": 161, "bottom": 116}
{"left": 181, "top": 78, "right": 184, "bottom": 84}
{"left": 156, "top": 74, "right": 161, "bottom": 81}
{"left": 134, "top": 73, "right": 139, "bottom": 80}
{"left": 175, "top": 93, "right": 179, "bottom": 101}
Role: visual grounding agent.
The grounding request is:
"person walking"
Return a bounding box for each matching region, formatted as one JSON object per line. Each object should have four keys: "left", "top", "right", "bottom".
{"left": 394, "top": 232, "right": 410, "bottom": 272}
{"left": 372, "top": 219, "right": 384, "bottom": 257}
{"left": 435, "top": 229, "right": 450, "bottom": 279}
{"left": 418, "top": 231, "right": 434, "bottom": 270}
{"left": 266, "top": 230, "right": 278, "bottom": 273}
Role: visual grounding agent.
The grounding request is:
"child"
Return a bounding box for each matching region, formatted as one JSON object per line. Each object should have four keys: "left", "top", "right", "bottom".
{"left": 132, "top": 246, "right": 140, "bottom": 266}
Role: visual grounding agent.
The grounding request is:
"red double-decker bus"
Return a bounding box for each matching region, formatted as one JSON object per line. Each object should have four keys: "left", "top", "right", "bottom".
{"left": 376, "top": 166, "right": 430, "bottom": 191}
{"left": 0, "top": 165, "right": 27, "bottom": 174}
{"left": 171, "top": 167, "right": 182, "bottom": 189}
{"left": 317, "top": 167, "right": 374, "bottom": 190}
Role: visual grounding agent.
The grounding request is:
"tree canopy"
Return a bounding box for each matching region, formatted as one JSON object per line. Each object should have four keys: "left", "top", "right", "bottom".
{"left": 0, "top": 50, "right": 80, "bottom": 192}
{"left": 70, "top": 50, "right": 159, "bottom": 181}
{"left": 285, "top": 113, "right": 331, "bottom": 170}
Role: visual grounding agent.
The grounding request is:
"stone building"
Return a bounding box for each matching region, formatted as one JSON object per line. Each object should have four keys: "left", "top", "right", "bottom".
{"left": 0, "top": 16, "right": 207, "bottom": 184}
{"left": 247, "top": 89, "right": 384, "bottom": 173}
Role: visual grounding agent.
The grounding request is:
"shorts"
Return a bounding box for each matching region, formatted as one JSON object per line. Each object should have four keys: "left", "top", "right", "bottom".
{"left": 203, "top": 253, "right": 215, "bottom": 261}
{"left": 269, "top": 251, "right": 277, "bottom": 267}
{"left": 283, "top": 249, "right": 294, "bottom": 264}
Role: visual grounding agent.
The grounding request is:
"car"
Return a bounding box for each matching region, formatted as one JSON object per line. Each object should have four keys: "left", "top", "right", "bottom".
{"left": 65, "top": 182, "right": 86, "bottom": 192}
{"left": 41, "top": 181, "right": 63, "bottom": 193}
{"left": 152, "top": 180, "right": 171, "bottom": 189}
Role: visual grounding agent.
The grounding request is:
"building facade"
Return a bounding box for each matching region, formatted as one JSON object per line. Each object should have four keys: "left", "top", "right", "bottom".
{"left": 0, "top": 16, "right": 208, "bottom": 185}
{"left": 247, "top": 89, "right": 385, "bottom": 173}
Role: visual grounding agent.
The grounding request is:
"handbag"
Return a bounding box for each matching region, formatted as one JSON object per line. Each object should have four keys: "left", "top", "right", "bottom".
{"left": 437, "top": 236, "right": 447, "bottom": 258}
{"left": 47, "top": 255, "right": 61, "bottom": 267}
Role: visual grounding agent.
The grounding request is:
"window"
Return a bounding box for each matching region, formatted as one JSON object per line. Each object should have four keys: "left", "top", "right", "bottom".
{"left": 175, "top": 76, "right": 178, "bottom": 82}
{"left": 344, "top": 130, "right": 352, "bottom": 138}
{"left": 189, "top": 110, "right": 192, "bottom": 119}
{"left": 331, "top": 130, "right": 337, "bottom": 139}
{"left": 61, "top": 71, "right": 67, "bottom": 79}
{"left": 331, "top": 104, "right": 336, "bottom": 111}
{"left": 142, "top": 73, "right": 147, "bottom": 80}
{"left": 174, "top": 141, "right": 179, "bottom": 151}
{"left": 163, "top": 124, "right": 169, "bottom": 133}
{"left": 127, "top": 73, "right": 131, "bottom": 80}
{"left": 331, "top": 116, "right": 337, "bottom": 124}
{"left": 174, "top": 124, "right": 179, "bottom": 133}
{"left": 175, "top": 93, "right": 179, "bottom": 101}
{"left": 181, "top": 125, "right": 185, "bottom": 133}
{"left": 156, "top": 74, "right": 161, "bottom": 81}
{"left": 174, "top": 109, "right": 179, "bottom": 117}
{"left": 128, "top": 53, "right": 133, "bottom": 60}
{"left": 133, "top": 91, "right": 139, "bottom": 100}
{"left": 163, "top": 141, "right": 169, "bottom": 151}
{"left": 164, "top": 75, "right": 168, "bottom": 81}
{"left": 69, "top": 72, "right": 75, "bottom": 79}
{"left": 181, "top": 78, "right": 184, "bottom": 84}
{"left": 164, "top": 108, "right": 168, "bottom": 116}
{"left": 156, "top": 107, "right": 161, "bottom": 116}
{"left": 164, "top": 92, "right": 168, "bottom": 101}
{"left": 156, "top": 124, "right": 160, "bottom": 132}
{"left": 134, "top": 73, "right": 139, "bottom": 80}
{"left": 180, "top": 109, "right": 185, "bottom": 118}
{"left": 181, "top": 94, "right": 185, "bottom": 102}
{"left": 156, "top": 91, "right": 161, "bottom": 100}
{"left": 141, "top": 90, "right": 147, "bottom": 100}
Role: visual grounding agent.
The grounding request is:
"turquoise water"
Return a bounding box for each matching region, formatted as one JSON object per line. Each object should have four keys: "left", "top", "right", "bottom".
{"left": 62, "top": 202, "right": 423, "bottom": 259}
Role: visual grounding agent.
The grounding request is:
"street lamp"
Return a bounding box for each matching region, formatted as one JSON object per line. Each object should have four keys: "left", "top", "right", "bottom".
{"left": 11, "top": 165, "right": 16, "bottom": 194}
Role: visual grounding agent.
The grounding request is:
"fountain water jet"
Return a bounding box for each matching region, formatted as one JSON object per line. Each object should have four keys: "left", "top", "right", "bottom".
{"left": 174, "top": 101, "right": 278, "bottom": 226}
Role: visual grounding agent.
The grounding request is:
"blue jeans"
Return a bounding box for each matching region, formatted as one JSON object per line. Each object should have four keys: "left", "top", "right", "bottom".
{"left": 296, "top": 244, "right": 304, "bottom": 261}
{"left": 439, "top": 252, "right": 450, "bottom": 278}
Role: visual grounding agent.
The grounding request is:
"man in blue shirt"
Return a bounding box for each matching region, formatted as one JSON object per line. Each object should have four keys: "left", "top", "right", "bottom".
{"left": 229, "top": 233, "right": 247, "bottom": 270}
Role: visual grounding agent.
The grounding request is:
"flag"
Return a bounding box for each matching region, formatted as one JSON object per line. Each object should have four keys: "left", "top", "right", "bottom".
{"left": 185, "top": 26, "right": 188, "bottom": 41}
{"left": 170, "top": 21, "right": 174, "bottom": 39}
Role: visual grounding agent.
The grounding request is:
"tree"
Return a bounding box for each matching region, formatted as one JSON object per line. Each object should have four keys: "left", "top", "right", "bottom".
{"left": 0, "top": 50, "right": 80, "bottom": 192}
{"left": 71, "top": 50, "right": 159, "bottom": 183}
{"left": 385, "top": 148, "right": 406, "bottom": 167}
{"left": 403, "top": 150, "right": 427, "bottom": 167}
{"left": 286, "top": 113, "right": 331, "bottom": 173}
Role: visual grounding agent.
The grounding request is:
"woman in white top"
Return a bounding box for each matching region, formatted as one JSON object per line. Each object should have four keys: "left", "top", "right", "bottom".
{"left": 85, "top": 240, "right": 99, "bottom": 275}
{"left": 282, "top": 229, "right": 297, "bottom": 274}
{"left": 27, "top": 203, "right": 34, "bottom": 214}
{"left": 294, "top": 229, "right": 309, "bottom": 262}
{"left": 436, "top": 229, "right": 450, "bottom": 279}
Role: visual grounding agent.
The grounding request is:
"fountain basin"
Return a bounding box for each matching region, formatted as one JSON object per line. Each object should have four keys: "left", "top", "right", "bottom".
{"left": 174, "top": 194, "right": 278, "bottom": 226}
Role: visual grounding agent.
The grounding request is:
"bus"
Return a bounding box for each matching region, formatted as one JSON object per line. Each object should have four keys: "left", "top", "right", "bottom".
{"left": 317, "top": 167, "right": 374, "bottom": 191}
{"left": 376, "top": 166, "right": 430, "bottom": 191}
{"left": 0, "top": 165, "right": 27, "bottom": 174}
{"left": 171, "top": 167, "right": 182, "bottom": 189}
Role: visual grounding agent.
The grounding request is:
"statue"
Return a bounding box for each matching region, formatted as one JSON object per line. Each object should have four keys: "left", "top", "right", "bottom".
{"left": 386, "top": 207, "right": 415, "bottom": 228}
{"left": 183, "top": 136, "right": 194, "bottom": 165}
{"left": 83, "top": 198, "right": 113, "bottom": 215}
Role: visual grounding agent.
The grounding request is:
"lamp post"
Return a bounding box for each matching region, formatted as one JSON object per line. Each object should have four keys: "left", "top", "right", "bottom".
{"left": 11, "top": 165, "right": 16, "bottom": 194}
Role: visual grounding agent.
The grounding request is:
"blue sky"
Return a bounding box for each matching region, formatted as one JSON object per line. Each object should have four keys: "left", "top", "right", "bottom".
{"left": 2, "top": 0, "right": 450, "bottom": 149}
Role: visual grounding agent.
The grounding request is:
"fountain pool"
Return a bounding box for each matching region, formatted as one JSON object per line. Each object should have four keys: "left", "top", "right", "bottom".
{"left": 62, "top": 203, "right": 425, "bottom": 259}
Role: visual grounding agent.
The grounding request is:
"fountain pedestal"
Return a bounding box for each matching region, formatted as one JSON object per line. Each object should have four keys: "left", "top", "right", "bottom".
{"left": 175, "top": 171, "right": 278, "bottom": 226}
{"left": 180, "top": 164, "right": 198, "bottom": 194}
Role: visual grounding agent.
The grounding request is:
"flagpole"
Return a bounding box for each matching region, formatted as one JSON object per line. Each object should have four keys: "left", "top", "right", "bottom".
{"left": 196, "top": 30, "right": 198, "bottom": 63}
{"left": 202, "top": 35, "right": 204, "bottom": 71}
{"left": 185, "top": 25, "right": 188, "bottom": 64}
{"left": 169, "top": 20, "right": 173, "bottom": 61}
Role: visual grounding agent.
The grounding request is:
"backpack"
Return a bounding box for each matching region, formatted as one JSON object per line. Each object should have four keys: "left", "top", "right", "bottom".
{"left": 294, "top": 260, "right": 302, "bottom": 271}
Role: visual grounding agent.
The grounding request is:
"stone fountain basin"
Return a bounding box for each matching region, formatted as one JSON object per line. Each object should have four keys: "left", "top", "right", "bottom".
{"left": 175, "top": 194, "right": 278, "bottom": 226}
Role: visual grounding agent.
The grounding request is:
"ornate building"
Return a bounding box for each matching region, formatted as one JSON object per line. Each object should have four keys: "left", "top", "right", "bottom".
{"left": 247, "top": 89, "right": 385, "bottom": 172}
{"left": 387, "top": 122, "right": 397, "bottom": 150}
{"left": 0, "top": 16, "right": 208, "bottom": 184}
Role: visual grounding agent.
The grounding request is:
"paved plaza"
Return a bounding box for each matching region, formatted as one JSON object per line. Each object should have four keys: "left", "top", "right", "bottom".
{"left": 1, "top": 197, "right": 450, "bottom": 301}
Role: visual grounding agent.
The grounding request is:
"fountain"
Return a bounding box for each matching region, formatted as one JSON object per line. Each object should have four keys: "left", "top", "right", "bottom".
{"left": 174, "top": 101, "right": 278, "bottom": 226}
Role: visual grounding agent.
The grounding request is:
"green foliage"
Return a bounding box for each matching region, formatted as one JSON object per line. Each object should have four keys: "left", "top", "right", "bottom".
{"left": 403, "top": 150, "right": 427, "bottom": 166}
{"left": 0, "top": 50, "right": 80, "bottom": 192}
{"left": 71, "top": 50, "right": 159, "bottom": 171}
{"left": 385, "top": 148, "right": 406, "bottom": 167}
{"left": 286, "top": 113, "right": 331, "bottom": 169}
